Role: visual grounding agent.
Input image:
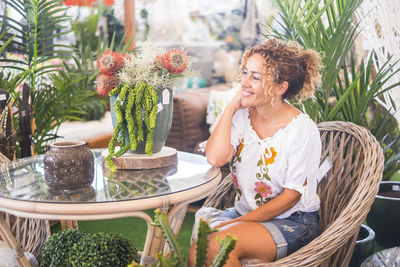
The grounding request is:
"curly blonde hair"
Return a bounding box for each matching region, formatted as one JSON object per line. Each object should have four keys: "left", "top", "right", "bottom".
{"left": 239, "top": 38, "right": 323, "bottom": 101}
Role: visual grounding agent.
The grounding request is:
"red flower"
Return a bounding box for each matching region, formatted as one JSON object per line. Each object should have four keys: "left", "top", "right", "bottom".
{"left": 154, "top": 54, "right": 163, "bottom": 69}
{"left": 254, "top": 181, "right": 272, "bottom": 198}
{"left": 97, "top": 51, "right": 124, "bottom": 76}
{"left": 63, "top": 0, "right": 96, "bottom": 6}
{"left": 96, "top": 74, "right": 119, "bottom": 96}
{"left": 104, "top": 0, "right": 115, "bottom": 5}
{"left": 160, "top": 49, "right": 188, "bottom": 74}
{"left": 63, "top": 0, "right": 114, "bottom": 6}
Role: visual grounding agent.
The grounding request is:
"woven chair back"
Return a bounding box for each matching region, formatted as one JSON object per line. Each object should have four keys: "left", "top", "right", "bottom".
{"left": 204, "top": 121, "right": 384, "bottom": 266}
{"left": 0, "top": 153, "right": 49, "bottom": 260}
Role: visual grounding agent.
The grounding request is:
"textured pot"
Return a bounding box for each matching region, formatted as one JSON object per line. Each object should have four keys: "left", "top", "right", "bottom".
{"left": 43, "top": 141, "right": 94, "bottom": 190}
{"left": 366, "top": 181, "right": 400, "bottom": 248}
{"left": 349, "top": 224, "right": 375, "bottom": 267}
{"left": 110, "top": 89, "right": 173, "bottom": 154}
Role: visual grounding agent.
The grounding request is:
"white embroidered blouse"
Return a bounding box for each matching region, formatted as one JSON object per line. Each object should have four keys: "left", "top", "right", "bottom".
{"left": 229, "top": 109, "right": 321, "bottom": 219}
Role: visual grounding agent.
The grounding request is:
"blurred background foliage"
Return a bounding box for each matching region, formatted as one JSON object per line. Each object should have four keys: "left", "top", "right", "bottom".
{"left": 268, "top": 0, "right": 400, "bottom": 180}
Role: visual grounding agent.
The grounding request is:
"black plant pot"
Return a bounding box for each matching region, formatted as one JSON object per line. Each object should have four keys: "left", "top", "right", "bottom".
{"left": 349, "top": 224, "right": 375, "bottom": 267}
{"left": 366, "top": 181, "right": 400, "bottom": 248}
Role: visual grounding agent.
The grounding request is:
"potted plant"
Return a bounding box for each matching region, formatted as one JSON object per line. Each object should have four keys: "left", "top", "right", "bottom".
{"left": 349, "top": 224, "right": 376, "bottom": 267}
{"left": 95, "top": 43, "right": 193, "bottom": 172}
{"left": 366, "top": 181, "right": 400, "bottom": 247}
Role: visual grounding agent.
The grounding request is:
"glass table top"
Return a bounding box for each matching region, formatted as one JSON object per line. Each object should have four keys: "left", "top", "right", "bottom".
{"left": 0, "top": 150, "right": 217, "bottom": 204}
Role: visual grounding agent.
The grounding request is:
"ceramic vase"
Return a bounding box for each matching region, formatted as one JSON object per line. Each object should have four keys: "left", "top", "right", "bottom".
{"left": 43, "top": 141, "right": 94, "bottom": 190}
{"left": 366, "top": 181, "right": 400, "bottom": 248}
{"left": 349, "top": 224, "right": 375, "bottom": 267}
{"left": 110, "top": 89, "right": 173, "bottom": 154}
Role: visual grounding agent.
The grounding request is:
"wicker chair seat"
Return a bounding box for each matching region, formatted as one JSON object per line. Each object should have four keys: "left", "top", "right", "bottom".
{"left": 203, "top": 121, "right": 384, "bottom": 267}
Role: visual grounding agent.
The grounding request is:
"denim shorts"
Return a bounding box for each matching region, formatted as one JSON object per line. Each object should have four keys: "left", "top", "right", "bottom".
{"left": 210, "top": 208, "right": 321, "bottom": 260}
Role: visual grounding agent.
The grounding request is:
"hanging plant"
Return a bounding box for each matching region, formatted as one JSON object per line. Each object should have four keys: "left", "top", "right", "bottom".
{"left": 96, "top": 42, "right": 194, "bottom": 172}
{"left": 105, "top": 82, "right": 158, "bottom": 172}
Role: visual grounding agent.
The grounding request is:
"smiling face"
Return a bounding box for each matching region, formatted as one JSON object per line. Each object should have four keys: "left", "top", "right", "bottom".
{"left": 240, "top": 53, "right": 276, "bottom": 108}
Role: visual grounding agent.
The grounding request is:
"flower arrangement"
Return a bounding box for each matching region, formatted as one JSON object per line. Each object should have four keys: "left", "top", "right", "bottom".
{"left": 96, "top": 43, "right": 192, "bottom": 172}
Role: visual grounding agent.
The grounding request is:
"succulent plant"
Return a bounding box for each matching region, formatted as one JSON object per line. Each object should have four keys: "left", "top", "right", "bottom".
{"left": 128, "top": 209, "right": 238, "bottom": 267}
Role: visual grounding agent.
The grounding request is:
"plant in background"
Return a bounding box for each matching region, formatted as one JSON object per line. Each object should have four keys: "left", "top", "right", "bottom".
{"left": 128, "top": 209, "right": 237, "bottom": 267}
{"left": 269, "top": 0, "right": 400, "bottom": 180}
{"left": 68, "top": 1, "right": 133, "bottom": 122}
{"left": 96, "top": 43, "right": 193, "bottom": 172}
{"left": 0, "top": 0, "right": 95, "bottom": 156}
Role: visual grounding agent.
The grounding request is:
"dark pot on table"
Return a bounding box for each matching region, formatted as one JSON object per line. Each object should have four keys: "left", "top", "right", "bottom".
{"left": 349, "top": 224, "right": 375, "bottom": 267}
{"left": 366, "top": 181, "right": 400, "bottom": 248}
{"left": 44, "top": 141, "right": 94, "bottom": 190}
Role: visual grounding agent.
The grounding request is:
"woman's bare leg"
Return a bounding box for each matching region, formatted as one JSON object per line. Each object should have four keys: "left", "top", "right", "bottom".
{"left": 188, "top": 221, "right": 276, "bottom": 267}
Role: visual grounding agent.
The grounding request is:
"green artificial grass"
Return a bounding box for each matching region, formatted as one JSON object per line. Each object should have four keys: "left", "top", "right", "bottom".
{"left": 51, "top": 209, "right": 195, "bottom": 258}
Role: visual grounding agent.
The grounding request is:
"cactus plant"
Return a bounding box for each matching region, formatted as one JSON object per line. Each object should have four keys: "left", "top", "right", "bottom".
{"left": 128, "top": 209, "right": 237, "bottom": 267}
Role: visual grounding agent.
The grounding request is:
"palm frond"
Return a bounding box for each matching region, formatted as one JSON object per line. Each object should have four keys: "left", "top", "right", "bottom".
{"left": 0, "top": 0, "right": 73, "bottom": 80}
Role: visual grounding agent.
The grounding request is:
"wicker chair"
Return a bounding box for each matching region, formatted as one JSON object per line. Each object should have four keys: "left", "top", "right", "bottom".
{"left": 203, "top": 121, "right": 384, "bottom": 267}
{"left": 0, "top": 152, "right": 50, "bottom": 261}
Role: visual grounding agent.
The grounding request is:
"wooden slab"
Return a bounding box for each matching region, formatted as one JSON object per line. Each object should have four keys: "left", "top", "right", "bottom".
{"left": 102, "top": 146, "right": 178, "bottom": 169}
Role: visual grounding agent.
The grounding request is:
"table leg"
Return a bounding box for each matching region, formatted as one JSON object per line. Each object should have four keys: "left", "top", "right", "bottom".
{"left": 60, "top": 220, "right": 79, "bottom": 230}
{"left": 163, "top": 203, "right": 189, "bottom": 255}
{"left": 126, "top": 212, "right": 157, "bottom": 266}
{"left": 146, "top": 202, "right": 189, "bottom": 257}
{"left": 0, "top": 214, "right": 31, "bottom": 267}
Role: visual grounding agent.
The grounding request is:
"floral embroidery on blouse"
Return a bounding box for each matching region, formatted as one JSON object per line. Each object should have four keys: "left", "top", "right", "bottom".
{"left": 256, "top": 146, "right": 277, "bottom": 181}
{"left": 253, "top": 146, "right": 276, "bottom": 206}
{"left": 254, "top": 181, "right": 272, "bottom": 206}
{"left": 230, "top": 138, "right": 244, "bottom": 201}
{"left": 230, "top": 138, "right": 244, "bottom": 173}
{"left": 232, "top": 172, "right": 242, "bottom": 201}
{"left": 232, "top": 172, "right": 239, "bottom": 188}
{"left": 260, "top": 147, "right": 277, "bottom": 166}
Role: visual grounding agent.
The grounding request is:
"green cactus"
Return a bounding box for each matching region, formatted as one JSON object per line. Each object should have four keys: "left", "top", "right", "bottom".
{"left": 212, "top": 235, "right": 238, "bottom": 267}
{"left": 195, "top": 219, "right": 217, "bottom": 267}
{"left": 128, "top": 209, "right": 238, "bottom": 267}
{"left": 153, "top": 209, "right": 186, "bottom": 267}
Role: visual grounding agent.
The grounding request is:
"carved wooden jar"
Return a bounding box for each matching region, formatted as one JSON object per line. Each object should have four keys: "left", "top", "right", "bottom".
{"left": 44, "top": 141, "right": 94, "bottom": 190}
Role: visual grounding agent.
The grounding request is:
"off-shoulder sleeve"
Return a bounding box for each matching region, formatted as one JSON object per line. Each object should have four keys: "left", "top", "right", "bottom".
{"left": 283, "top": 118, "right": 321, "bottom": 194}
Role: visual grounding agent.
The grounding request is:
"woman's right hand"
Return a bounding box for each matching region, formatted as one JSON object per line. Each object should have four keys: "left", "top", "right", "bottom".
{"left": 226, "top": 86, "right": 244, "bottom": 112}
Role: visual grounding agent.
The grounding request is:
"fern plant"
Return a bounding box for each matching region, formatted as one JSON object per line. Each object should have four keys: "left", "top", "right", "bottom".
{"left": 128, "top": 209, "right": 237, "bottom": 267}
{"left": 0, "top": 0, "right": 94, "bottom": 156}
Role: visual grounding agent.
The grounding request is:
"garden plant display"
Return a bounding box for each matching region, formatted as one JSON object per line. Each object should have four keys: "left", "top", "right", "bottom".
{"left": 95, "top": 43, "right": 193, "bottom": 172}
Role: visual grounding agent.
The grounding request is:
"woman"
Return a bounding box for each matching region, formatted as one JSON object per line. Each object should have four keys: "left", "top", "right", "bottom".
{"left": 188, "top": 38, "right": 323, "bottom": 266}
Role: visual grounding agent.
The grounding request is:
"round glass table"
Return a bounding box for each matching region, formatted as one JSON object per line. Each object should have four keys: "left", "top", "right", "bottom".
{"left": 0, "top": 149, "right": 221, "bottom": 266}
